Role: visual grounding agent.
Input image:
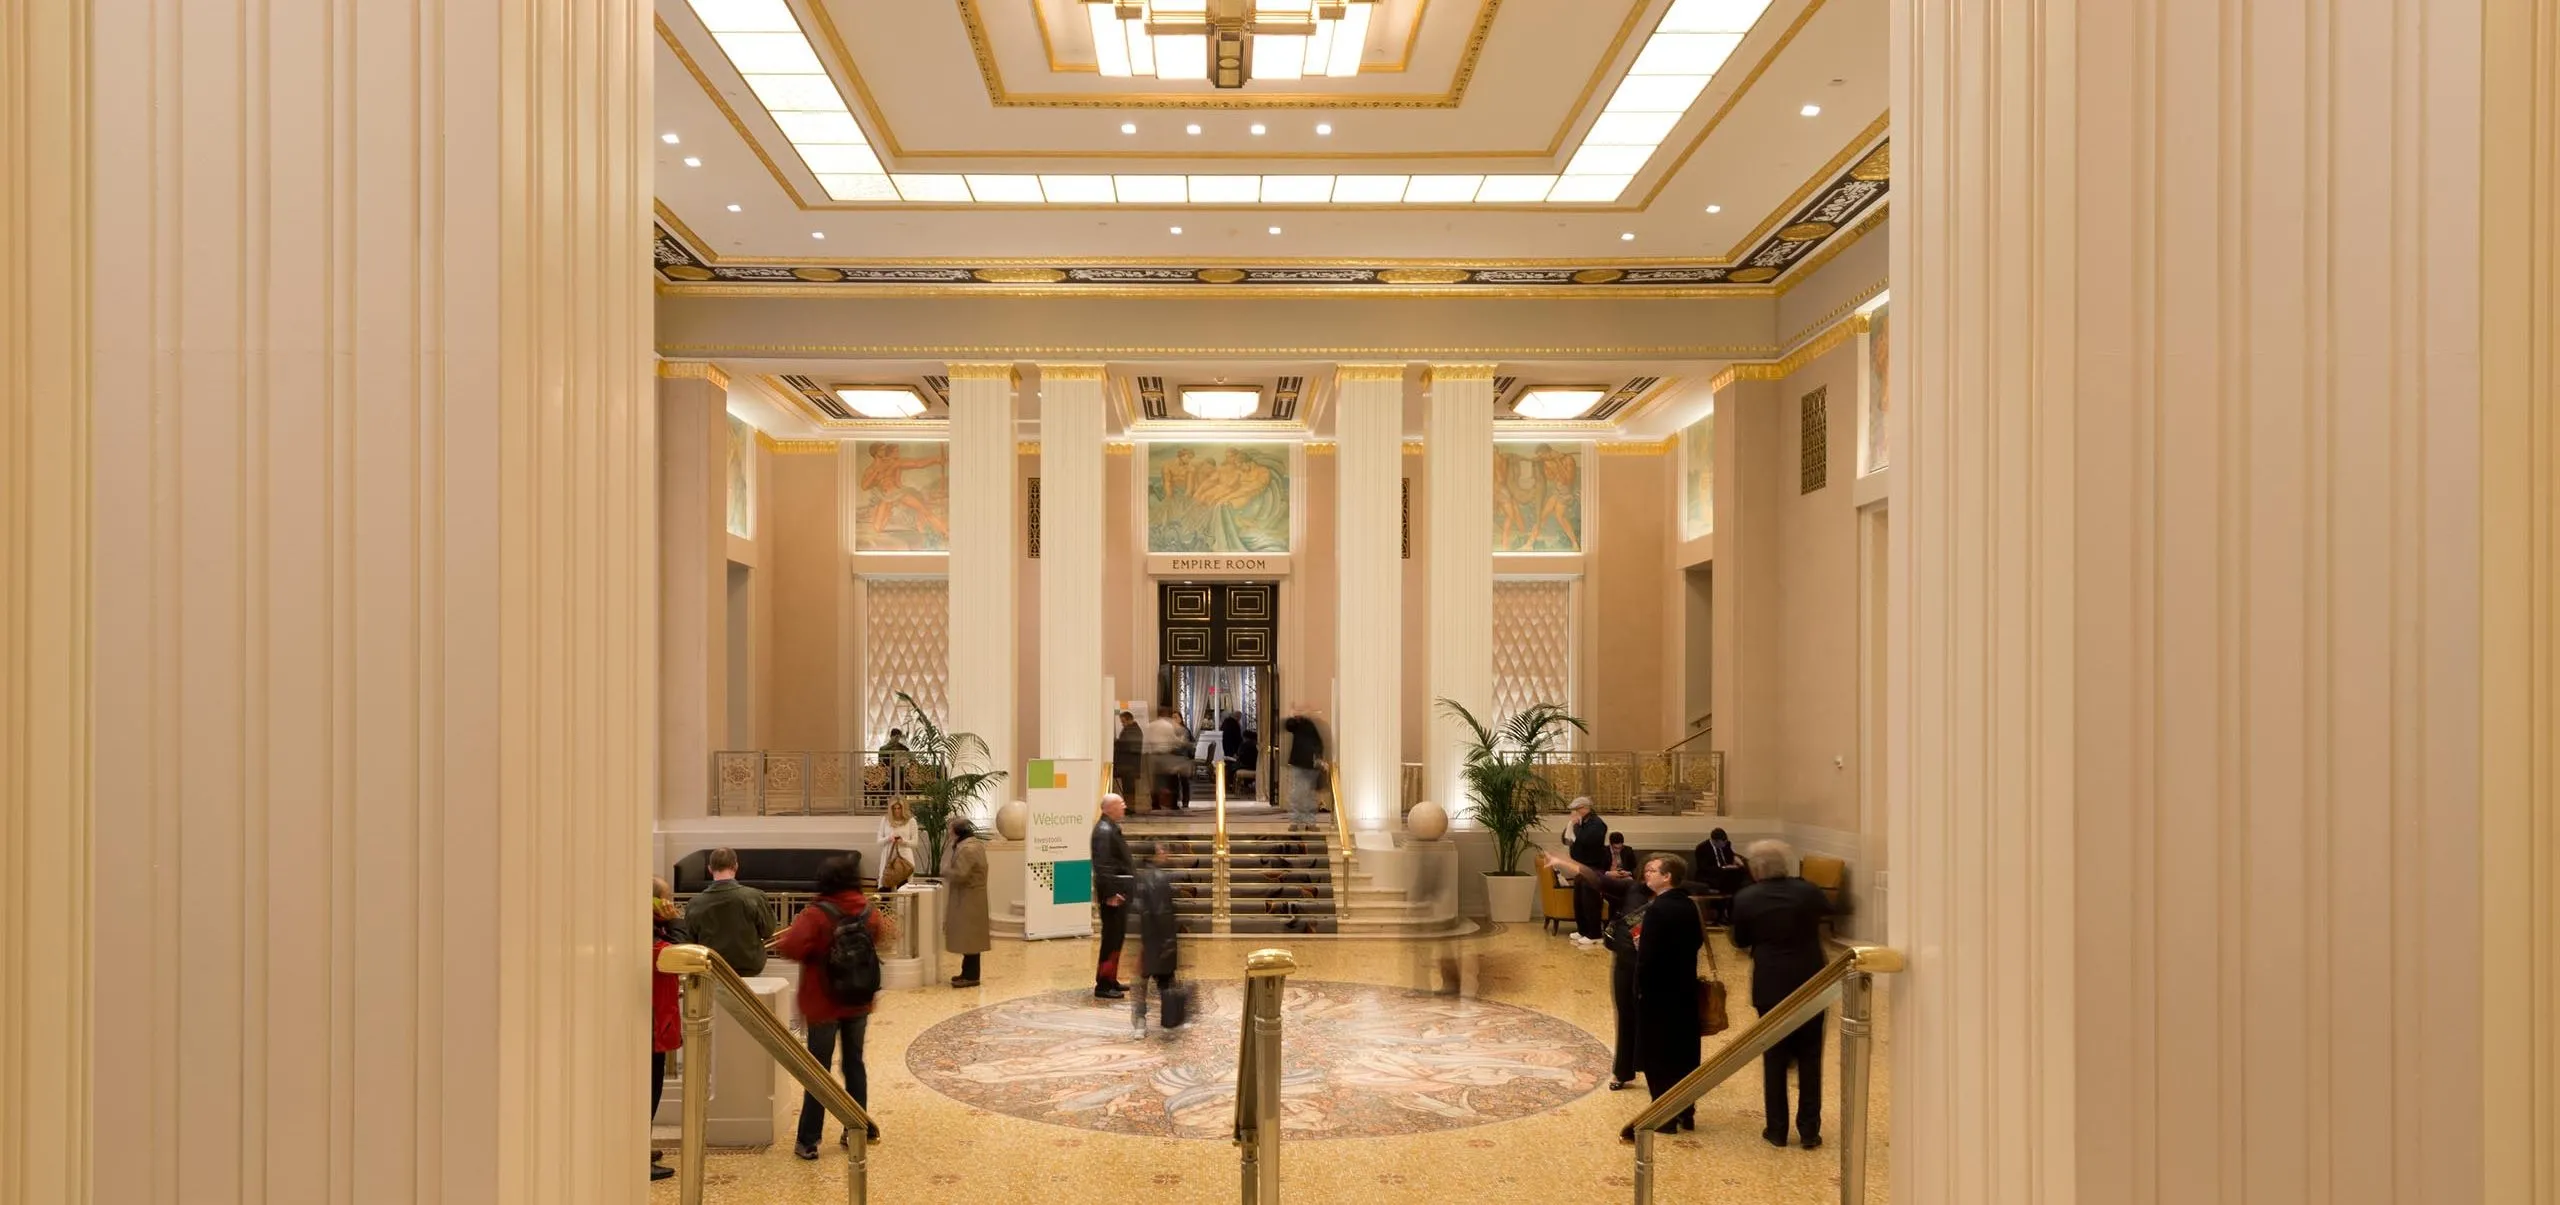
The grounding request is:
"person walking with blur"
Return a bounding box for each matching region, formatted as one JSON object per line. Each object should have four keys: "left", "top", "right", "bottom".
{"left": 1091, "top": 794, "right": 1136, "bottom": 998}
{"left": 773, "top": 854, "right": 892, "bottom": 1159}
{"left": 1731, "top": 839, "right": 1834, "bottom": 1149}
{"left": 1280, "top": 711, "right": 1325, "bottom": 831}
{"left": 648, "top": 879, "right": 685, "bottom": 1181}
{"left": 683, "top": 847, "right": 772, "bottom": 976}
{"left": 1143, "top": 713, "right": 1188, "bottom": 811}
{"left": 1128, "top": 841, "right": 1188, "bottom": 1035}
{"left": 1112, "top": 710, "right": 1144, "bottom": 798}
{"left": 943, "top": 817, "right": 991, "bottom": 988}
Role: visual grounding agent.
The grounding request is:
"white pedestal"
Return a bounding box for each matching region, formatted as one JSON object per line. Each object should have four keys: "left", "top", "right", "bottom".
{"left": 881, "top": 883, "right": 943, "bottom": 989}
{"left": 986, "top": 839, "right": 1027, "bottom": 938}
{"left": 709, "top": 976, "right": 790, "bottom": 1146}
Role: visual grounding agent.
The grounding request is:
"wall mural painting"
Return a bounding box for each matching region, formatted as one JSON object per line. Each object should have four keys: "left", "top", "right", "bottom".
{"left": 1863, "top": 303, "right": 1890, "bottom": 475}
{"left": 1680, "top": 413, "right": 1715, "bottom": 539}
{"left": 1147, "top": 443, "right": 1292, "bottom": 554}
{"left": 1494, "top": 442, "right": 1584, "bottom": 553}
{"left": 855, "top": 441, "right": 953, "bottom": 551}
{"left": 725, "top": 414, "right": 753, "bottom": 538}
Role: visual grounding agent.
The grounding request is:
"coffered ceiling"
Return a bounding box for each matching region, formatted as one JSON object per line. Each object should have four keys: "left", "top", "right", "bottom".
{"left": 651, "top": 0, "right": 1887, "bottom": 274}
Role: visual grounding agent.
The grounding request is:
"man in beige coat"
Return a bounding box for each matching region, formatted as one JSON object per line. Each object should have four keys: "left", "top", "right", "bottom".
{"left": 944, "top": 817, "right": 992, "bottom": 987}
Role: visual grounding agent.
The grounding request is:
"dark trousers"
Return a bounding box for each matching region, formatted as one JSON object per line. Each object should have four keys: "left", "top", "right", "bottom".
{"left": 1609, "top": 956, "right": 1640, "bottom": 1083}
{"left": 1572, "top": 879, "right": 1604, "bottom": 939}
{"left": 794, "top": 1015, "right": 870, "bottom": 1149}
{"left": 1761, "top": 1010, "right": 1826, "bottom": 1142}
{"left": 1131, "top": 968, "right": 1178, "bottom": 1027}
{"left": 1096, "top": 901, "right": 1130, "bottom": 988}
{"left": 651, "top": 1049, "right": 667, "bottom": 1118}
{"left": 958, "top": 952, "right": 981, "bottom": 981}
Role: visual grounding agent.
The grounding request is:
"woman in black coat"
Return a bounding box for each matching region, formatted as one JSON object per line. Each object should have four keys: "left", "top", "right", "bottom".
{"left": 1625, "top": 853, "right": 1704, "bottom": 1138}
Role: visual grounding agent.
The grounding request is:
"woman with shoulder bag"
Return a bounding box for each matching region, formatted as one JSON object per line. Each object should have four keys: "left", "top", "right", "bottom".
{"left": 1625, "top": 854, "right": 1705, "bottom": 1140}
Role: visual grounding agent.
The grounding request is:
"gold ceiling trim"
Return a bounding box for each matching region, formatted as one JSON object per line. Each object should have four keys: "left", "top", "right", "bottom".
{"left": 947, "top": 362, "right": 1025, "bottom": 382}
{"left": 657, "top": 360, "right": 733, "bottom": 390}
{"left": 772, "top": 439, "right": 843, "bottom": 455}
{"left": 954, "top": 0, "right": 1513, "bottom": 110}
{"left": 1106, "top": 441, "right": 1137, "bottom": 453}
{"left": 1778, "top": 276, "right": 1888, "bottom": 350}
{"left": 1425, "top": 362, "right": 1501, "bottom": 382}
{"left": 670, "top": 340, "right": 1781, "bottom": 357}
{"left": 1017, "top": 440, "right": 1043, "bottom": 454}
{"left": 656, "top": 281, "right": 1780, "bottom": 300}
{"left": 755, "top": 428, "right": 783, "bottom": 451}
{"left": 1704, "top": 303, "right": 1866, "bottom": 392}
{"left": 1336, "top": 363, "right": 1412, "bottom": 381}
{"left": 1024, "top": 0, "right": 1449, "bottom": 75}
{"left": 1595, "top": 439, "right": 1672, "bottom": 455}
{"left": 1036, "top": 363, "right": 1111, "bottom": 380}
{"left": 1770, "top": 200, "right": 1887, "bottom": 295}
{"left": 1722, "top": 112, "right": 1888, "bottom": 261}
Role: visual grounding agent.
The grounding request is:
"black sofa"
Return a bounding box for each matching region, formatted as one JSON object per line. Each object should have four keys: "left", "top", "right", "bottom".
{"left": 671, "top": 847, "right": 854, "bottom": 895}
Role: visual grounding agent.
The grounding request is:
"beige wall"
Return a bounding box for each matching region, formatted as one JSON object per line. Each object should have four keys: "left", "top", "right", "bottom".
{"left": 1712, "top": 378, "right": 1785, "bottom": 806}
{"left": 1588, "top": 449, "right": 1676, "bottom": 748}
{"left": 1765, "top": 343, "right": 1862, "bottom": 832}
{"left": 658, "top": 374, "right": 727, "bottom": 817}
{"left": 767, "top": 449, "right": 845, "bottom": 749}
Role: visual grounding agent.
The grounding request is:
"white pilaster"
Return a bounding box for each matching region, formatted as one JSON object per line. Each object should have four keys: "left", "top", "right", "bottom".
{"left": 659, "top": 367, "right": 728, "bottom": 818}
{"left": 77, "top": 0, "right": 658, "bottom": 1199}
{"left": 946, "top": 363, "right": 1020, "bottom": 782}
{"left": 1895, "top": 0, "right": 2488, "bottom": 1201}
{"left": 1037, "top": 365, "right": 1108, "bottom": 761}
{"left": 1334, "top": 364, "right": 1407, "bottom": 831}
{"left": 1424, "top": 364, "right": 1496, "bottom": 819}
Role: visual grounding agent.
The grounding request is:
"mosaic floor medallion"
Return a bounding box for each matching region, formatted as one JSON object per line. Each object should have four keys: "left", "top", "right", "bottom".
{"left": 904, "top": 980, "right": 1609, "bottom": 1140}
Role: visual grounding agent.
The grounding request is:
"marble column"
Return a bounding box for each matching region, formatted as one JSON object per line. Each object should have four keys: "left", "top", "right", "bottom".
{"left": 946, "top": 363, "right": 1021, "bottom": 783}
{"left": 1038, "top": 365, "right": 1108, "bottom": 762}
{"left": 1334, "top": 364, "right": 1407, "bottom": 832}
{"left": 1423, "top": 365, "right": 1496, "bottom": 819}
{"left": 58, "top": 0, "right": 659, "bottom": 1200}
{"left": 1894, "top": 0, "right": 2493, "bottom": 1200}
{"left": 659, "top": 365, "right": 729, "bottom": 817}
{"left": 0, "top": 1, "right": 90, "bottom": 1198}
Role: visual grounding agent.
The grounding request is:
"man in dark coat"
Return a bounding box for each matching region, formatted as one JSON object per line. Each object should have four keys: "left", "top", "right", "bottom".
{"left": 1112, "top": 711, "right": 1144, "bottom": 799}
{"left": 1562, "top": 797, "right": 1610, "bottom": 943}
{"left": 1730, "top": 839, "right": 1835, "bottom": 1148}
{"left": 1091, "top": 794, "right": 1136, "bottom": 999}
{"left": 1128, "top": 841, "right": 1186, "bottom": 1034}
{"left": 1628, "top": 853, "right": 1705, "bottom": 1137}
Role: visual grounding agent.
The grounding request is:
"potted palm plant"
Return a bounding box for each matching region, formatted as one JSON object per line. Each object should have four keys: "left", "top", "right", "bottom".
{"left": 897, "top": 692, "right": 1008, "bottom": 877}
{"left": 1437, "top": 697, "right": 1588, "bottom": 924}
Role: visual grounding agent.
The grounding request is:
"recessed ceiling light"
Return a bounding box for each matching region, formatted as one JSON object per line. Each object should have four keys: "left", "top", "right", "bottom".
{"left": 1800, "top": 103, "right": 1822, "bottom": 117}
{"left": 1268, "top": 225, "right": 1282, "bottom": 234}
{"left": 1512, "top": 386, "right": 1611, "bottom": 420}
{"left": 833, "top": 385, "right": 928, "bottom": 420}
{"left": 661, "top": 132, "right": 680, "bottom": 144}
{"left": 1186, "top": 123, "right": 1203, "bottom": 135}
{"left": 811, "top": 231, "right": 826, "bottom": 239}
{"left": 1121, "top": 122, "right": 1137, "bottom": 134}
{"left": 1170, "top": 225, "right": 1183, "bottom": 234}
{"left": 1705, "top": 204, "right": 1722, "bottom": 213}
{"left": 683, "top": 156, "right": 702, "bottom": 167}
{"left": 1315, "top": 122, "right": 1334, "bottom": 135}
{"left": 1250, "top": 123, "right": 1267, "bottom": 135}
{"left": 1620, "top": 231, "right": 1635, "bottom": 241}
{"left": 727, "top": 203, "right": 743, "bottom": 212}
{"left": 1179, "top": 386, "right": 1262, "bottom": 420}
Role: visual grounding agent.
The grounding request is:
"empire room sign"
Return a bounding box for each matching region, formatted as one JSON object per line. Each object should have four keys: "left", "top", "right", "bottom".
{"left": 1146, "top": 553, "right": 1291, "bottom": 578}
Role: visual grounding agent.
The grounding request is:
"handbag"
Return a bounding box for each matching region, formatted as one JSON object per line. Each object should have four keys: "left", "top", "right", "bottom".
{"left": 878, "top": 841, "right": 915, "bottom": 893}
{"left": 1696, "top": 898, "right": 1731, "bottom": 1035}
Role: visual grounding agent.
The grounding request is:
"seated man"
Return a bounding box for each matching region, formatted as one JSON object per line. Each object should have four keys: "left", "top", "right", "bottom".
{"left": 1691, "top": 827, "right": 1751, "bottom": 923}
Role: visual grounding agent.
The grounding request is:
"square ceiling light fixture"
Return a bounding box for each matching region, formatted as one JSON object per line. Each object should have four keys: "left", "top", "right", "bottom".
{"left": 1086, "top": 0, "right": 1375, "bottom": 88}
{"left": 1511, "top": 386, "right": 1611, "bottom": 420}
{"left": 834, "top": 384, "right": 930, "bottom": 419}
{"left": 1179, "top": 385, "right": 1263, "bottom": 419}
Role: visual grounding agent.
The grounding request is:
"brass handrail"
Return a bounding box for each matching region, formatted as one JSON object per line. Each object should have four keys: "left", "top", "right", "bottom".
{"left": 657, "top": 944, "right": 872, "bottom": 1205}
{"left": 1321, "top": 759, "right": 1356, "bottom": 870}
{"left": 1234, "top": 947, "right": 1300, "bottom": 1204}
{"left": 1627, "top": 943, "right": 1904, "bottom": 1204}
{"left": 1214, "top": 759, "right": 1230, "bottom": 855}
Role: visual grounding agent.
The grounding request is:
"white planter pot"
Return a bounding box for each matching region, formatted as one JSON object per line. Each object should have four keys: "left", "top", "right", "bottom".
{"left": 1483, "top": 873, "right": 1536, "bottom": 924}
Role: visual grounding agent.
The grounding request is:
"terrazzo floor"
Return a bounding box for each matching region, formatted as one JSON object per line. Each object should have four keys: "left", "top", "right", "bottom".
{"left": 650, "top": 924, "right": 1891, "bottom": 1204}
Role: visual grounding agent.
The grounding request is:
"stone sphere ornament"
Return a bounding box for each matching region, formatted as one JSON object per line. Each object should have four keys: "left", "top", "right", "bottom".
{"left": 994, "top": 798, "right": 1030, "bottom": 841}
{"left": 1406, "top": 799, "right": 1450, "bottom": 841}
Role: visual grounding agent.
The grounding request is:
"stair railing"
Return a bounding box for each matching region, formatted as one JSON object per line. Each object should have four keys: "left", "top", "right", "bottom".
{"left": 1626, "top": 943, "right": 1904, "bottom": 1205}
{"left": 1213, "top": 760, "right": 1233, "bottom": 933}
{"left": 657, "top": 943, "right": 872, "bottom": 1205}
{"left": 1234, "top": 947, "right": 1300, "bottom": 1203}
{"left": 1321, "top": 760, "right": 1356, "bottom": 871}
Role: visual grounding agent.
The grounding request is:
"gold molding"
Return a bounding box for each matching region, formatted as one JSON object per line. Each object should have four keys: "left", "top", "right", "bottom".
{"left": 945, "top": 362, "right": 1023, "bottom": 382}
{"left": 1424, "top": 362, "right": 1501, "bottom": 383}
{"left": 1025, "top": 0, "right": 1449, "bottom": 75}
{"left": 1335, "top": 363, "right": 1410, "bottom": 382}
{"left": 1706, "top": 304, "right": 1866, "bottom": 393}
{"left": 1306, "top": 442, "right": 1338, "bottom": 455}
{"left": 1017, "top": 440, "right": 1043, "bottom": 454}
{"left": 655, "top": 281, "right": 1780, "bottom": 300}
{"left": 772, "top": 439, "right": 842, "bottom": 455}
{"left": 754, "top": 428, "right": 783, "bottom": 451}
{"left": 1105, "top": 441, "right": 1136, "bottom": 454}
{"left": 1035, "top": 363, "right": 1110, "bottom": 381}
{"left": 657, "top": 360, "right": 732, "bottom": 390}
{"left": 1778, "top": 276, "right": 1889, "bottom": 350}
{"left": 1402, "top": 441, "right": 1427, "bottom": 455}
{"left": 1722, "top": 112, "right": 1890, "bottom": 261}
{"left": 668, "top": 340, "right": 1782, "bottom": 357}
{"left": 1772, "top": 200, "right": 1888, "bottom": 295}
{"left": 1595, "top": 439, "right": 1671, "bottom": 456}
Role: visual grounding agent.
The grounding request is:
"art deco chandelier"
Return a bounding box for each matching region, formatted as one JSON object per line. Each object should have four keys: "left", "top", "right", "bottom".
{"left": 1083, "top": 0, "right": 1378, "bottom": 88}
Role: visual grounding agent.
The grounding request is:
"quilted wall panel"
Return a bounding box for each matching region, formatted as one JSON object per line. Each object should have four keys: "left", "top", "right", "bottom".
{"left": 1491, "top": 579, "right": 1575, "bottom": 749}
{"left": 864, "top": 577, "right": 951, "bottom": 745}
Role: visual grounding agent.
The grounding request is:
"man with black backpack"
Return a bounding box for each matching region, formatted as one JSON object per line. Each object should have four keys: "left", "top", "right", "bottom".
{"left": 774, "top": 853, "right": 893, "bottom": 1160}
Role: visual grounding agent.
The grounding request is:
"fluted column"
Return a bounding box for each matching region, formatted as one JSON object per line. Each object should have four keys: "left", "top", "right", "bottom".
{"left": 1895, "top": 0, "right": 2491, "bottom": 1201}
{"left": 1038, "top": 365, "right": 1108, "bottom": 761}
{"left": 1334, "top": 365, "right": 1407, "bottom": 831}
{"left": 1423, "top": 364, "right": 1496, "bottom": 819}
{"left": 0, "top": 1, "right": 91, "bottom": 1198}
{"left": 946, "top": 363, "right": 1020, "bottom": 782}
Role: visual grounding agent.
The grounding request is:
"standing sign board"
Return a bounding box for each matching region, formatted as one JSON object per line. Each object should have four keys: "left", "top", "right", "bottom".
{"left": 1023, "top": 758, "right": 1098, "bottom": 939}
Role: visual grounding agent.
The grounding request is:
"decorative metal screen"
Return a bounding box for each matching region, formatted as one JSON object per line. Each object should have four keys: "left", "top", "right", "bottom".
{"left": 863, "top": 577, "right": 950, "bottom": 745}
{"left": 1159, "top": 580, "right": 1277, "bottom": 666}
{"left": 1027, "top": 476, "right": 1041, "bottom": 558}
{"left": 1801, "top": 386, "right": 1829, "bottom": 494}
{"left": 1491, "top": 579, "right": 1575, "bottom": 750}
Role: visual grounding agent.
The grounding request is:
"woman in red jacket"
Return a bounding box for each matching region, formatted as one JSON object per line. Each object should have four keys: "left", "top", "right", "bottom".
{"left": 773, "top": 854, "right": 895, "bottom": 1160}
{"left": 649, "top": 878, "right": 684, "bottom": 1181}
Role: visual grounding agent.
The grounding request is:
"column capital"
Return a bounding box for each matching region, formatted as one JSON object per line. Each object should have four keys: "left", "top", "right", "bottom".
{"left": 1334, "top": 362, "right": 1409, "bottom": 384}
{"left": 1423, "top": 363, "right": 1501, "bottom": 384}
{"left": 657, "top": 360, "right": 731, "bottom": 390}
{"left": 1034, "top": 363, "right": 1108, "bottom": 382}
{"left": 945, "top": 361, "right": 1020, "bottom": 384}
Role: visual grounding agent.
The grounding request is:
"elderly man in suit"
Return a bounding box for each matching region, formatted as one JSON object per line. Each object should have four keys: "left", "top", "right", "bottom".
{"left": 1730, "top": 839, "right": 1834, "bottom": 1149}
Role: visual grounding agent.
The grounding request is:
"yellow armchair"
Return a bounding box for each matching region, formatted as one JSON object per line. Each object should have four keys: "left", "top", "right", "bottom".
{"left": 1539, "top": 867, "right": 1578, "bottom": 935}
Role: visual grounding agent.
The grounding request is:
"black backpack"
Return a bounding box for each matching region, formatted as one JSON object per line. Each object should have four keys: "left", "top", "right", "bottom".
{"left": 809, "top": 901, "right": 882, "bottom": 1007}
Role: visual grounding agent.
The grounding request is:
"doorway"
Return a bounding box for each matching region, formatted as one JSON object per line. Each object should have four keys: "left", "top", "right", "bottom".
{"left": 1156, "top": 580, "right": 1280, "bottom": 806}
